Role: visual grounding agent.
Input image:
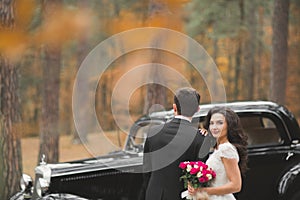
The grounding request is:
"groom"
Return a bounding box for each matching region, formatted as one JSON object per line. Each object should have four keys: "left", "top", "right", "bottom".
{"left": 139, "top": 87, "right": 207, "bottom": 200}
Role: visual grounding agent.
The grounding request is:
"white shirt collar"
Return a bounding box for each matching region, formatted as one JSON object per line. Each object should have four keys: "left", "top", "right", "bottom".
{"left": 175, "top": 115, "right": 192, "bottom": 122}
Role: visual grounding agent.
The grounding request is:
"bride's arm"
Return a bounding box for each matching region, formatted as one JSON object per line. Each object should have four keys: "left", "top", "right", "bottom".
{"left": 203, "top": 157, "right": 242, "bottom": 195}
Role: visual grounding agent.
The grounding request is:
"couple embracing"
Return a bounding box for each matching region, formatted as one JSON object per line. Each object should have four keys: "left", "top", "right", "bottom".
{"left": 139, "top": 87, "right": 248, "bottom": 200}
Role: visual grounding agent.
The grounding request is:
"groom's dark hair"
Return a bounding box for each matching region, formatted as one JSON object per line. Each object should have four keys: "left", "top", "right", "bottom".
{"left": 174, "top": 87, "right": 200, "bottom": 117}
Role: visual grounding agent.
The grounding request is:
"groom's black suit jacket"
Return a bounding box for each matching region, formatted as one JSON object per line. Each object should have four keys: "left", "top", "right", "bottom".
{"left": 140, "top": 118, "right": 207, "bottom": 200}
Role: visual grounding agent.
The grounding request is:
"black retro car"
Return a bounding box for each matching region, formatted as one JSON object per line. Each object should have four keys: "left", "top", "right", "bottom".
{"left": 10, "top": 101, "right": 300, "bottom": 200}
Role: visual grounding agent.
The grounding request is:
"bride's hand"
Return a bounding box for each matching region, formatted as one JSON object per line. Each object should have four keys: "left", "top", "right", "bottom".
{"left": 199, "top": 128, "right": 208, "bottom": 136}
{"left": 187, "top": 183, "right": 197, "bottom": 195}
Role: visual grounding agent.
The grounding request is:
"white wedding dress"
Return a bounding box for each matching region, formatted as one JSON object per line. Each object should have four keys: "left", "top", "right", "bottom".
{"left": 205, "top": 142, "right": 239, "bottom": 200}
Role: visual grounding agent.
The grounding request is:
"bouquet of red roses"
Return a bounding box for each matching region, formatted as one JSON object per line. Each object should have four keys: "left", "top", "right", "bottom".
{"left": 179, "top": 161, "right": 216, "bottom": 199}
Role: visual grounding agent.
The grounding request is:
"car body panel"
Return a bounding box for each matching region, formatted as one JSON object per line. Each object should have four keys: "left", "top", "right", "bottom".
{"left": 10, "top": 101, "right": 300, "bottom": 200}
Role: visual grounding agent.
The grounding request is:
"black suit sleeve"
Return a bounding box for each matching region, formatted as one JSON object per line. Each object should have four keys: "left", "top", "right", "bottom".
{"left": 138, "top": 137, "right": 151, "bottom": 200}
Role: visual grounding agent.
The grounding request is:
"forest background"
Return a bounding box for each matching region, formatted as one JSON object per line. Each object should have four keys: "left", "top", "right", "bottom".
{"left": 0, "top": 0, "right": 299, "bottom": 198}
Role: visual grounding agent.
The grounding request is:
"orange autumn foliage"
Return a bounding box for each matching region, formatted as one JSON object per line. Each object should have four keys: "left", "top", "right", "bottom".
{"left": 15, "top": 0, "right": 35, "bottom": 29}
{"left": 108, "top": 0, "right": 189, "bottom": 34}
{"left": 35, "top": 8, "right": 92, "bottom": 48}
{"left": 109, "top": 11, "right": 144, "bottom": 34}
{"left": 0, "top": 30, "right": 28, "bottom": 60}
{"left": 0, "top": 2, "right": 93, "bottom": 61}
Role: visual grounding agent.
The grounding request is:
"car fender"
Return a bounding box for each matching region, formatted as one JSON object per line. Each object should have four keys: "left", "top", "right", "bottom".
{"left": 278, "top": 162, "right": 300, "bottom": 195}
{"left": 40, "top": 193, "right": 89, "bottom": 199}
{"left": 9, "top": 191, "right": 26, "bottom": 200}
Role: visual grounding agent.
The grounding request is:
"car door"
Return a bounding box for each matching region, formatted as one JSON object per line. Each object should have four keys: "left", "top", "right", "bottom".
{"left": 236, "top": 112, "right": 290, "bottom": 200}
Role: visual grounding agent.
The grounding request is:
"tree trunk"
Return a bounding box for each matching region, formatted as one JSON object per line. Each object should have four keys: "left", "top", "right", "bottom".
{"left": 143, "top": 0, "right": 167, "bottom": 114}
{"left": 243, "top": 1, "right": 257, "bottom": 100}
{"left": 234, "top": 0, "right": 244, "bottom": 100}
{"left": 0, "top": 0, "right": 23, "bottom": 199}
{"left": 72, "top": 0, "right": 90, "bottom": 144}
{"left": 143, "top": 42, "right": 167, "bottom": 114}
{"left": 256, "top": 6, "right": 265, "bottom": 98}
{"left": 211, "top": 38, "right": 219, "bottom": 101}
{"left": 38, "top": 0, "right": 61, "bottom": 164}
{"left": 38, "top": 45, "right": 61, "bottom": 163}
{"left": 270, "top": 0, "right": 289, "bottom": 104}
{"left": 0, "top": 57, "right": 23, "bottom": 199}
{"left": 143, "top": 67, "right": 167, "bottom": 114}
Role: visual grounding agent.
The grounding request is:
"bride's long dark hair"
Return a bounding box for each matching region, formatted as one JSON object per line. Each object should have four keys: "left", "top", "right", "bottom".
{"left": 204, "top": 107, "right": 248, "bottom": 176}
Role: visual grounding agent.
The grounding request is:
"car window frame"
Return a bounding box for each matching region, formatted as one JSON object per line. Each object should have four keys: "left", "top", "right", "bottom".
{"left": 125, "top": 119, "right": 165, "bottom": 152}
{"left": 237, "top": 111, "right": 287, "bottom": 148}
{"left": 192, "top": 111, "right": 287, "bottom": 149}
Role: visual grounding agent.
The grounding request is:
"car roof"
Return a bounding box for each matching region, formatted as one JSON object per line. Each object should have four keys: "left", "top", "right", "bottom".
{"left": 196, "top": 101, "right": 280, "bottom": 115}
{"left": 137, "top": 101, "right": 300, "bottom": 143}
{"left": 148, "top": 101, "right": 280, "bottom": 120}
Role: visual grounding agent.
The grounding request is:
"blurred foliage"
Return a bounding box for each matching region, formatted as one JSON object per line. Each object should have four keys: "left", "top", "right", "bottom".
{"left": 0, "top": 0, "right": 299, "bottom": 137}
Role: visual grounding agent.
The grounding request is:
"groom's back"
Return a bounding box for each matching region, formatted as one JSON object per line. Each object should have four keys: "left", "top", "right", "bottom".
{"left": 144, "top": 118, "right": 205, "bottom": 200}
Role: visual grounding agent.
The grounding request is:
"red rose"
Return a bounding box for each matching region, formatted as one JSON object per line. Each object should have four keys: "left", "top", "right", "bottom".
{"left": 211, "top": 170, "right": 216, "bottom": 178}
{"left": 199, "top": 177, "right": 206, "bottom": 183}
{"left": 189, "top": 161, "right": 196, "bottom": 166}
{"left": 179, "top": 162, "right": 189, "bottom": 169}
{"left": 190, "top": 167, "right": 200, "bottom": 174}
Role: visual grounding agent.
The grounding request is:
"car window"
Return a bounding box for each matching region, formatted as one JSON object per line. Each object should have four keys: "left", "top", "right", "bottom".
{"left": 131, "top": 122, "right": 162, "bottom": 147}
{"left": 240, "top": 116, "right": 282, "bottom": 146}
{"left": 134, "top": 125, "right": 150, "bottom": 145}
{"left": 194, "top": 115, "right": 282, "bottom": 147}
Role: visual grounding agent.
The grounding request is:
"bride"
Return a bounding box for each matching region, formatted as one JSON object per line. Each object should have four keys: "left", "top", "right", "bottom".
{"left": 188, "top": 107, "right": 248, "bottom": 200}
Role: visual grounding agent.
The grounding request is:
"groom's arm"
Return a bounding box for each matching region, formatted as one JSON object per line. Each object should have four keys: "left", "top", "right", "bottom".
{"left": 138, "top": 172, "right": 151, "bottom": 200}
{"left": 138, "top": 137, "right": 152, "bottom": 200}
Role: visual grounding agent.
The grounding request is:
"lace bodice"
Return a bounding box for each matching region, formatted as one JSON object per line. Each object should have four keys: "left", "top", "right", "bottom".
{"left": 205, "top": 142, "right": 239, "bottom": 200}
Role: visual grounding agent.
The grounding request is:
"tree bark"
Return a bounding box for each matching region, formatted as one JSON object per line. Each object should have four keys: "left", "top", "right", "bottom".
{"left": 234, "top": 0, "right": 244, "bottom": 100}
{"left": 38, "top": 45, "right": 61, "bottom": 163}
{"left": 143, "top": 0, "right": 167, "bottom": 114}
{"left": 38, "top": 0, "right": 61, "bottom": 164}
{"left": 143, "top": 43, "right": 167, "bottom": 114}
{"left": 72, "top": 0, "right": 90, "bottom": 144}
{"left": 212, "top": 38, "right": 219, "bottom": 100}
{"left": 243, "top": 1, "right": 257, "bottom": 100}
{"left": 270, "top": 0, "right": 289, "bottom": 104}
{"left": 256, "top": 6, "right": 265, "bottom": 98}
{"left": 0, "top": 0, "right": 23, "bottom": 199}
{"left": 0, "top": 57, "right": 23, "bottom": 199}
